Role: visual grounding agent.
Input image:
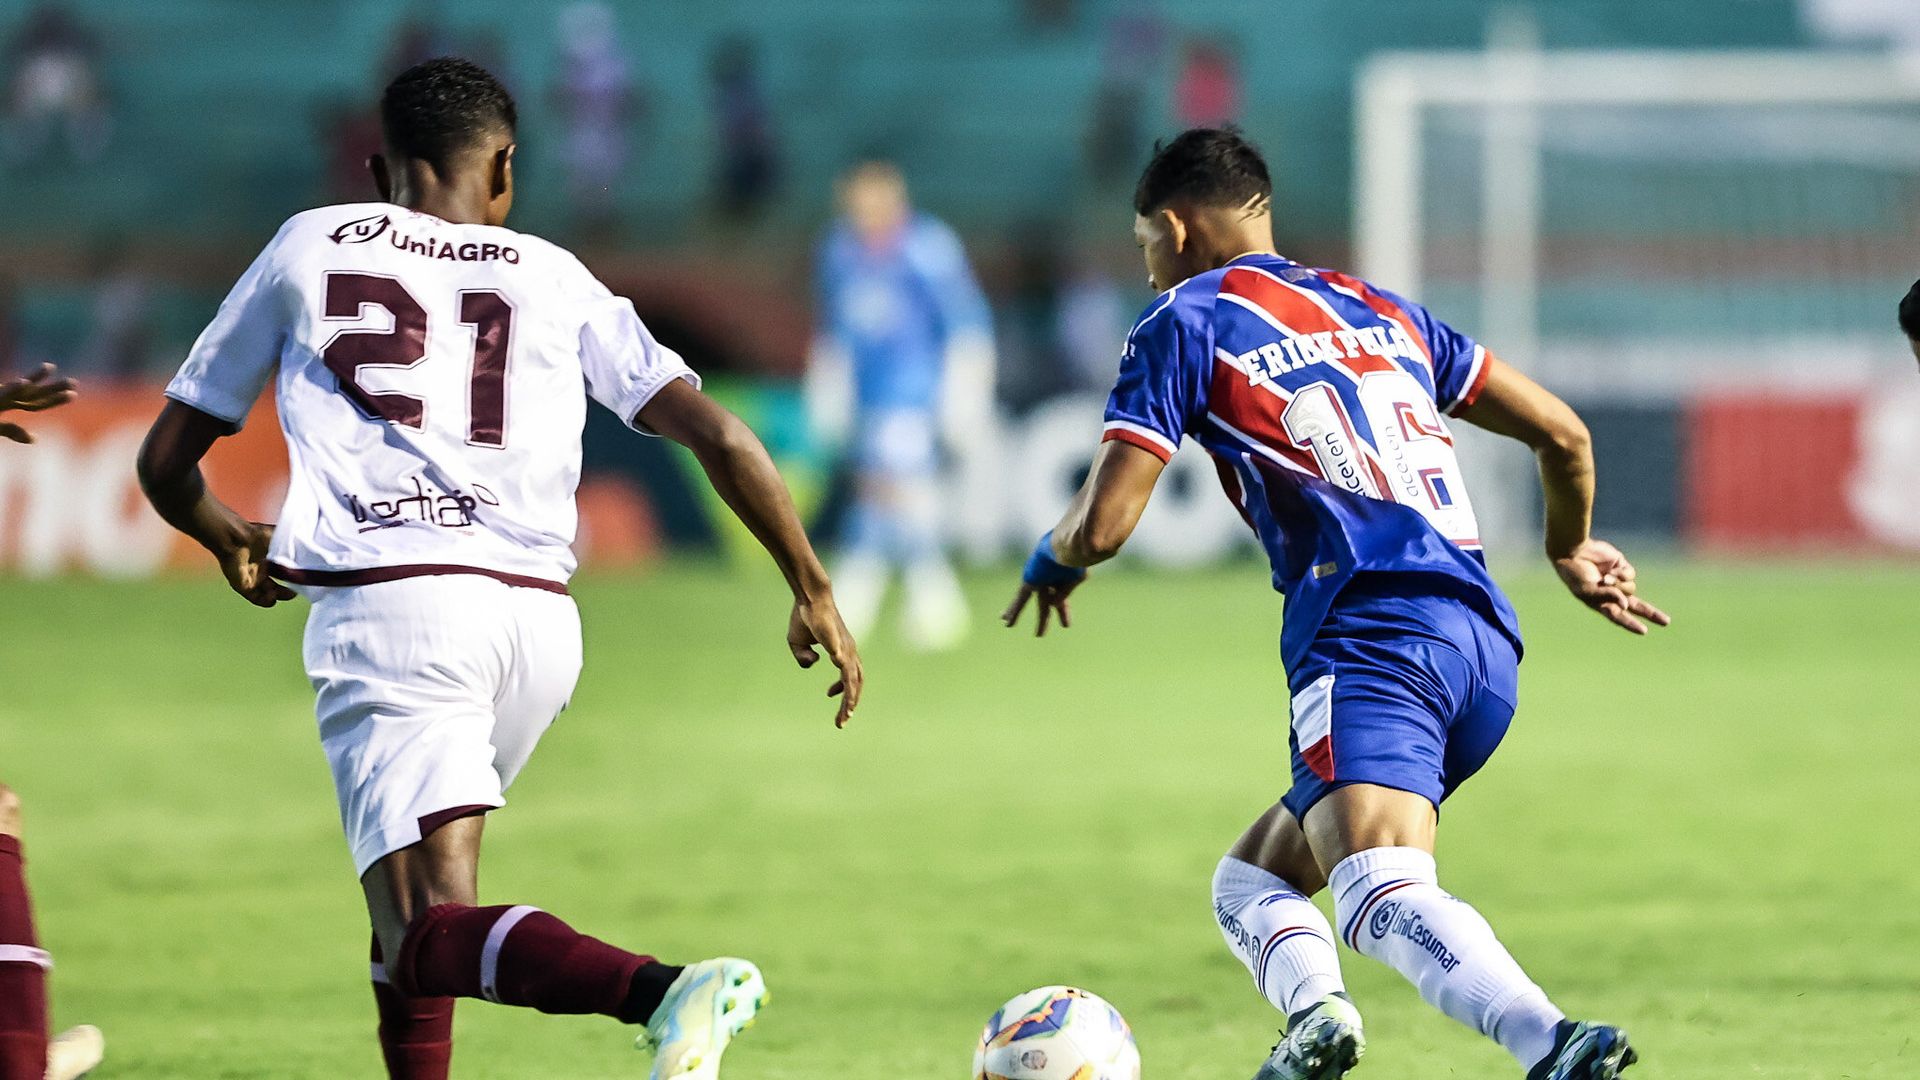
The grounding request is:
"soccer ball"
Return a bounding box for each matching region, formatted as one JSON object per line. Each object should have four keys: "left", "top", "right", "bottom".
{"left": 973, "top": 986, "right": 1141, "bottom": 1080}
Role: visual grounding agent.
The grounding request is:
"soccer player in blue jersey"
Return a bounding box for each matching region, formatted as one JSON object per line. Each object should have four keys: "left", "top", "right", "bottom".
{"left": 1004, "top": 129, "right": 1667, "bottom": 1080}
{"left": 810, "top": 160, "right": 995, "bottom": 651}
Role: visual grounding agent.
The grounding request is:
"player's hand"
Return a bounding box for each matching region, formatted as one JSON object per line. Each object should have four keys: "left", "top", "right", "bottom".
{"left": 788, "top": 595, "right": 862, "bottom": 728}
{"left": 0, "top": 363, "right": 78, "bottom": 443}
{"left": 1001, "top": 580, "right": 1081, "bottom": 638}
{"left": 1552, "top": 538, "right": 1671, "bottom": 636}
{"left": 220, "top": 522, "right": 295, "bottom": 608}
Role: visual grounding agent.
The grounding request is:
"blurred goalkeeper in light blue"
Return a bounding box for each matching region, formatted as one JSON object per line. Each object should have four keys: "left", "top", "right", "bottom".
{"left": 810, "top": 161, "right": 995, "bottom": 651}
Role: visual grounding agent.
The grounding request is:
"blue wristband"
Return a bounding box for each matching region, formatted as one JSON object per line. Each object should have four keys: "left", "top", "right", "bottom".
{"left": 1023, "top": 530, "right": 1088, "bottom": 588}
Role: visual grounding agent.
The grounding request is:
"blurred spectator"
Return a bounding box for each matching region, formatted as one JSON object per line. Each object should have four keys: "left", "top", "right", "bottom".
{"left": 1174, "top": 38, "right": 1241, "bottom": 128}
{"left": 999, "top": 224, "right": 1070, "bottom": 404}
{"left": 381, "top": 9, "right": 451, "bottom": 82}
{"left": 0, "top": 276, "right": 18, "bottom": 372}
{"left": 710, "top": 35, "right": 780, "bottom": 223}
{"left": 73, "top": 242, "right": 155, "bottom": 377}
{"left": 1022, "top": 0, "right": 1076, "bottom": 32}
{"left": 317, "top": 99, "right": 385, "bottom": 203}
{"left": 1803, "top": 0, "right": 1920, "bottom": 49}
{"left": 809, "top": 161, "right": 994, "bottom": 651}
{"left": 1085, "top": 9, "right": 1165, "bottom": 186}
{"left": 1000, "top": 231, "right": 1128, "bottom": 398}
{"left": 1055, "top": 263, "right": 1127, "bottom": 391}
{"left": 551, "top": 2, "right": 644, "bottom": 237}
{"left": 466, "top": 28, "right": 514, "bottom": 95}
{"left": 2, "top": 3, "right": 110, "bottom": 168}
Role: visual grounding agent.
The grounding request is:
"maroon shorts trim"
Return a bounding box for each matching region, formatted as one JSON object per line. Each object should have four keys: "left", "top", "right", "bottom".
{"left": 416, "top": 804, "right": 495, "bottom": 840}
{"left": 267, "top": 561, "right": 569, "bottom": 595}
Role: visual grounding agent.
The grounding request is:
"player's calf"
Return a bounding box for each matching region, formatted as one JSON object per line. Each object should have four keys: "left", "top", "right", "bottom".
{"left": 370, "top": 935, "right": 454, "bottom": 1080}
{"left": 388, "top": 903, "right": 766, "bottom": 1078}
{"left": 0, "top": 786, "right": 50, "bottom": 1080}
{"left": 1212, "top": 855, "right": 1345, "bottom": 1018}
{"left": 391, "top": 903, "right": 682, "bottom": 1022}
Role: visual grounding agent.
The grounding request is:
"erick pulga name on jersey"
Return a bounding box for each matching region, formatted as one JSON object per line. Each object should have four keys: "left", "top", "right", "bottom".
{"left": 1224, "top": 322, "right": 1428, "bottom": 389}
{"left": 1211, "top": 309, "right": 1448, "bottom": 509}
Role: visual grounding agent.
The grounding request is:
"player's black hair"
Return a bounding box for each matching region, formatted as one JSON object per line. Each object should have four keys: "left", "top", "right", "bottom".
{"left": 1899, "top": 280, "right": 1920, "bottom": 340}
{"left": 380, "top": 56, "right": 517, "bottom": 169}
{"left": 1132, "top": 127, "right": 1272, "bottom": 216}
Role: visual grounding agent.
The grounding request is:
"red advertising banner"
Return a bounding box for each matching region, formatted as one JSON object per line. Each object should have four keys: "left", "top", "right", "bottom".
{"left": 1686, "top": 386, "right": 1920, "bottom": 553}
{"left": 0, "top": 387, "right": 286, "bottom": 576}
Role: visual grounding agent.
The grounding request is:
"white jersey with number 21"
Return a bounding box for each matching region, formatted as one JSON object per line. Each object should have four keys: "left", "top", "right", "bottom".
{"left": 167, "top": 203, "right": 698, "bottom": 589}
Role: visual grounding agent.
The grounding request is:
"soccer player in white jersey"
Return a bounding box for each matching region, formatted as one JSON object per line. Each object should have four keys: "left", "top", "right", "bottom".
{"left": 135, "top": 59, "right": 861, "bottom": 1080}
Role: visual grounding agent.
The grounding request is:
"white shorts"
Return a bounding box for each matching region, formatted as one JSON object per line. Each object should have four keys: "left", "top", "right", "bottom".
{"left": 855, "top": 408, "right": 939, "bottom": 479}
{"left": 300, "top": 574, "right": 583, "bottom": 876}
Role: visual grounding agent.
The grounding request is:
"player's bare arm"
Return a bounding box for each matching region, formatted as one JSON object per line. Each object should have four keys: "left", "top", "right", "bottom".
{"left": 136, "top": 400, "right": 294, "bottom": 609}
{"left": 0, "top": 363, "right": 78, "bottom": 444}
{"left": 638, "top": 378, "right": 863, "bottom": 727}
{"left": 1002, "top": 439, "right": 1165, "bottom": 637}
{"left": 1455, "top": 357, "right": 1671, "bottom": 635}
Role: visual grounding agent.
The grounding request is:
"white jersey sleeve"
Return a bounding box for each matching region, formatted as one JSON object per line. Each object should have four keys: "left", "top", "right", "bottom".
{"left": 165, "top": 221, "right": 296, "bottom": 428}
{"left": 575, "top": 272, "right": 700, "bottom": 433}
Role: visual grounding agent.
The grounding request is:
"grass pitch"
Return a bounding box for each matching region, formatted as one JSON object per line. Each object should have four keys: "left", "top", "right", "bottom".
{"left": 3, "top": 560, "right": 1916, "bottom": 1079}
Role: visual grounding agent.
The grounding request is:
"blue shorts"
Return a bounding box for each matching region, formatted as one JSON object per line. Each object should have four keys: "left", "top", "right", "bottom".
{"left": 1279, "top": 575, "right": 1520, "bottom": 821}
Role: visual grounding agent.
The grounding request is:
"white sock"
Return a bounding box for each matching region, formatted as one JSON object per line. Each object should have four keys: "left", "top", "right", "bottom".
{"left": 831, "top": 553, "right": 889, "bottom": 642}
{"left": 903, "top": 556, "right": 969, "bottom": 652}
{"left": 1330, "top": 847, "right": 1564, "bottom": 1069}
{"left": 1212, "top": 856, "right": 1345, "bottom": 1017}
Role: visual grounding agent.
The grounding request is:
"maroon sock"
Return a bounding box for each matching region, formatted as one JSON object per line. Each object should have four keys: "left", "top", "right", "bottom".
{"left": 0, "top": 836, "right": 50, "bottom": 1080}
{"left": 394, "top": 904, "right": 676, "bottom": 1022}
{"left": 371, "top": 935, "right": 454, "bottom": 1080}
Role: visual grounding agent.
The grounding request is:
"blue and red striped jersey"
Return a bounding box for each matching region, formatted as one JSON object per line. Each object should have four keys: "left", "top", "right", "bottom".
{"left": 1102, "top": 253, "right": 1522, "bottom": 668}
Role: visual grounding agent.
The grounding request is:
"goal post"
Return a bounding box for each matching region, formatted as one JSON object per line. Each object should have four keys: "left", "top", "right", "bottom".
{"left": 1353, "top": 42, "right": 1920, "bottom": 555}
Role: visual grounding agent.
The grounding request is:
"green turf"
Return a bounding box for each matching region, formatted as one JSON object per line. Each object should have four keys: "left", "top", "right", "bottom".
{"left": 3, "top": 560, "right": 1917, "bottom": 1079}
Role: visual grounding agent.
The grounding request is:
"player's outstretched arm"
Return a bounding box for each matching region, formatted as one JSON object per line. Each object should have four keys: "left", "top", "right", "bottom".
{"left": 638, "top": 379, "right": 863, "bottom": 727}
{"left": 0, "top": 363, "right": 78, "bottom": 443}
{"left": 1003, "top": 439, "right": 1166, "bottom": 637}
{"left": 1455, "top": 356, "right": 1671, "bottom": 635}
{"left": 136, "top": 400, "right": 293, "bottom": 608}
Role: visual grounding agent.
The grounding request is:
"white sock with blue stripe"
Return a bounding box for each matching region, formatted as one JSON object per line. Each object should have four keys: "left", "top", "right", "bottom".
{"left": 1212, "top": 856, "right": 1345, "bottom": 1017}
{"left": 1330, "top": 846, "right": 1565, "bottom": 1069}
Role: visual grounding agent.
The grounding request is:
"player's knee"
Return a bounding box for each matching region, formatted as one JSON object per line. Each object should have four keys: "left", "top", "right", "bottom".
{"left": 0, "top": 784, "right": 21, "bottom": 836}
{"left": 1328, "top": 844, "right": 1442, "bottom": 955}
{"left": 1227, "top": 808, "right": 1327, "bottom": 895}
{"left": 1301, "top": 784, "right": 1437, "bottom": 868}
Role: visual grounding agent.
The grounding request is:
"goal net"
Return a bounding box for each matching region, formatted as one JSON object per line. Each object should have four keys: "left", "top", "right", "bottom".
{"left": 1354, "top": 42, "right": 1920, "bottom": 554}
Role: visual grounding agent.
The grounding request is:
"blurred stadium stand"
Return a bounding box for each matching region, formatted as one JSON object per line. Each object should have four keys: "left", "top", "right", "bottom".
{"left": 2, "top": 1, "right": 1811, "bottom": 244}
{"left": 10, "top": 0, "right": 1916, "bottom": 572}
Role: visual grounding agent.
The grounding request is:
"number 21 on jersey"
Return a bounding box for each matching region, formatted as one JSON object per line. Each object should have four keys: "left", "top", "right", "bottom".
{"left": 320, "top": 271, "right": 515, "bottom": 448}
